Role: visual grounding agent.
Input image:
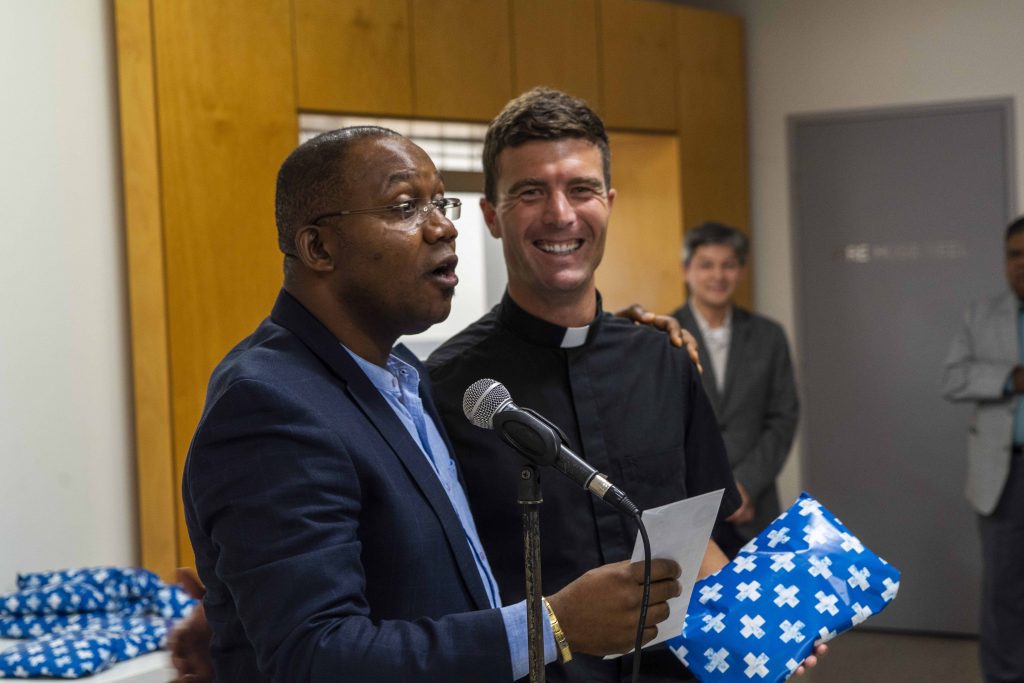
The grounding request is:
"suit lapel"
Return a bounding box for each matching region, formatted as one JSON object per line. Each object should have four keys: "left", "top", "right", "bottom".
{"left": 721, "top": 307, "right": 751, "bottom": 409}
{"left": 270, "top": 290, "right": 493, "bottom": 611}
{"left": 676, "top": 305, "right": 722, "bottom": 411}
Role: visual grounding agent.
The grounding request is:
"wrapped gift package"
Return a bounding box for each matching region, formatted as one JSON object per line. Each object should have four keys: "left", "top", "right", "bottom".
{"left": 667, "top": 493, "right": 901, "bottom": 682}
{"left": 0, "top": 567, "right": 195, "bottom": 679}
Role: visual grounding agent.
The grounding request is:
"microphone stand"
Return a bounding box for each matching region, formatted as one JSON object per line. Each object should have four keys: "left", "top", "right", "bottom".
{"left": 519, "top": 463, "right": 545, "bottom": 683}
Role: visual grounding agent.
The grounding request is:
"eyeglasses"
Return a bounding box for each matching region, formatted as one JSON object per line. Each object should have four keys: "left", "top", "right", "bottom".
{"left": 312, "top": 197, "right": 462, "bottom": 230}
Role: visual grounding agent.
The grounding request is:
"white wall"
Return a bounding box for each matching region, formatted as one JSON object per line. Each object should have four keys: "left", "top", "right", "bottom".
{"left": 732, "top": 0, "right": 1024, "bottom": 503}
{"left": 0, "top": 1, "right": 135, "bottom": 589}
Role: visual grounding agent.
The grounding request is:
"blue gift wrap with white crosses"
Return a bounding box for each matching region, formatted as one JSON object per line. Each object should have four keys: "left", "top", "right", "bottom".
{"left": 0, "top": 567, "right": 196, "bottom": 678}
{"left": 667, "top": 493, "right": 901, "bottom": 682}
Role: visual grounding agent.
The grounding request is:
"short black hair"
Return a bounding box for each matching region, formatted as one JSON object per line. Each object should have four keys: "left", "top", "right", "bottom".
{"left": 275, "top": 126, "right": 401, "bottom": 256}
{"left": 482, "top": 87, "right": 610, "bottom": 203}
{"left": 682, "top": 221, "right": 749, "bottom": 266}
{"left": 1005, "top": 215, "right": 1024, "bottom": 242}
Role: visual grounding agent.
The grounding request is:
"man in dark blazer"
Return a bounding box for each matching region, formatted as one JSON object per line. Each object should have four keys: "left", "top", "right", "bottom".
{"left": 181, "top": 127, "right": 682, "bottom": 682}
{"left": 671, "top": 222, "right": 800, "bottom": 557}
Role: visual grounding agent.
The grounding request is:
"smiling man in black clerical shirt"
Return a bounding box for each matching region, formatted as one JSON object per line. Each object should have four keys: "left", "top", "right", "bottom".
{"left": 426, "top": 88, "right": 741, "bottom": 682}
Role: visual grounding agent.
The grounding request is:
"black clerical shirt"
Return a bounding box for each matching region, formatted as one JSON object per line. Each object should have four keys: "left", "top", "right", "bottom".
{"left": 428, "top": 292, "right": 740, "bottom": 683}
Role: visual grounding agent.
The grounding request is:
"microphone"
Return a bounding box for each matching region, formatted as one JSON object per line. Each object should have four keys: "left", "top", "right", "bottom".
{"left": 463, "top": 378, "right": 639, "bottom": 516}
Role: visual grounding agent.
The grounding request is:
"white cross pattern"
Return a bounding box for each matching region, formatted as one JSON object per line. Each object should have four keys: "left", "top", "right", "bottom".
{"left": 733, "top": 555, "right": 758, "bottom": 573}
{"left": 744, "top": 652, "right": 771, "bottom": 678}
{"left": 767, "top": 527, "right": 791, "bottom": 548}
{"left": 816, "top": 625, "right": 838, "bottom": 643}
{"left": 882, "top": 577, "right": 900, "bottom": 601}
{"left": 840, "top": 531, "right": 864, "bottom": 553}
{"left": 808, "top": 556, "right": 833, "bottom": 578}
{"left": 798, "top": 498, "right": 822, "bottom": 516}
{"left": 852, "top": 602, "right": 873, "bottom": 626}
{"left": 702, "top": 613, "right": 726, "bottom": 633}
{"left": 704, "top": 647, "right": 730, "bottom": 673}
{"left": 737, "top": 580, "right": 762, "bottom": 602}
{"left": 670, "top": 642, "right": 689, "bottom": 666}
{"left": 770, "top": 552, "right": 795, "bottom": 572}
{"left": 699, "top": 582, "right": 724, "bottom": 604}
{"left": 740, "top": 614, "right": 766, "bottom": 639}
{"left": 847, "top": 565, "right": 871, "bottom": 591}
{"left": 814, "top": 590, "right": 839, "bottom": 616}
{"left": 780, "top": 619, "right": 806, "bottom": 643}
{"left": 774, "top": 584, "right": 800, "bottom": 608}
{"left": 803, "top": 522, "right": 830, "bottom": 546}
{"left": 786, "top": 658, "right": 801, "bottom": 674}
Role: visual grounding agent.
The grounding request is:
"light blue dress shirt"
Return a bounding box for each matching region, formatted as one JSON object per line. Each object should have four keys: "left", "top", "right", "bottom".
{"left": 345, "top": 346, "right": 555, "bottom": 679}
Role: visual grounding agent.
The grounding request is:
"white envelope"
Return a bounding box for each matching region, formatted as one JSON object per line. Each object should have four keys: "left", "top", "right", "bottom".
{"left": 606, "top": 488, "right": 724, "bottom": 657}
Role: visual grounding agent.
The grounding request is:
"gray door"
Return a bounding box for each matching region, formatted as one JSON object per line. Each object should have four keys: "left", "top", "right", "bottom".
{"left": 790, "top": 100, "right": 1014, "bottom": 634}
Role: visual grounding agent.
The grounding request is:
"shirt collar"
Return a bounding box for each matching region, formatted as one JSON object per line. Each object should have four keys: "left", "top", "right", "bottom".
{"left": 342, "top": 345, "right": 421, "bottom": 397}
{"left": 497, "top": 290, "right": 604, "bottom": 349}
{"left": 691, "top": 303, "right": 733, "bottom": 337}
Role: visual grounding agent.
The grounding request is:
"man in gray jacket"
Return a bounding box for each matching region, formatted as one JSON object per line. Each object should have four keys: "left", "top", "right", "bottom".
{"left": 942, "top": 215, "right": 1024, "bottom": 683}
{"left": 671, "top": 222, "right": 799, "bottom": 557}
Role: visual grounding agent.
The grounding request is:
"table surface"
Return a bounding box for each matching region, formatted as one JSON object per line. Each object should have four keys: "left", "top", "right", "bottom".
{"left": 0, "top": 639, "right": 175, "bottom": 682}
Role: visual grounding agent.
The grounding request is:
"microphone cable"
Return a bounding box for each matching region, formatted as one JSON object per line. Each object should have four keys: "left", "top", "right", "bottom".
{"left": 631, "top": 510, "right": 652, "bottom": 683}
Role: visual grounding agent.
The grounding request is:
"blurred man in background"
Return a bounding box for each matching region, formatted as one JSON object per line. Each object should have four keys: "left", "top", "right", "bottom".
{"left": 671, "top": 222, "right": 799, "bottom": 557}
{"left": 942, "top": 215, "right": 1024, "bottom": 683}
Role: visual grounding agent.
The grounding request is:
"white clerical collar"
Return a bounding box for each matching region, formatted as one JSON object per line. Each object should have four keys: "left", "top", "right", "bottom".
{"left": 560, "top": 325, "right": 591, "bottom": 349}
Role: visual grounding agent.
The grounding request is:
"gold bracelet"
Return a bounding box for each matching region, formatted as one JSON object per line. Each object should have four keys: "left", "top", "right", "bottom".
{"left": 542, "top": 597, "right": 572, "bottom": 664}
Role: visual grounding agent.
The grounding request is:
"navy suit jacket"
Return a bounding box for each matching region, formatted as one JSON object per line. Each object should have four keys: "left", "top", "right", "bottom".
{"left": 183, "top": 290, "right": 510, "bottom": 682}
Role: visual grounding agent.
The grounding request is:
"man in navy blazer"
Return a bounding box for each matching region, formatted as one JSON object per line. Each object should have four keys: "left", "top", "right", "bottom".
{"left": 181, "top": 127, "right": 682, "bottom": 682}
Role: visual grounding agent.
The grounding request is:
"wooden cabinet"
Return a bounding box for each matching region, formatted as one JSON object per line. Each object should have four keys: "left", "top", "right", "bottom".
{"left": 675, "top": 6, "right": 751, "bottom": 307}
{"left": 124, "top": 0, "right": 299, "bottom": 572}
{"left": 599, "top": 132, "right": 683, "bottom": 315}
{"left": 294, "top": 0, "right": 414, "bottom": 115}
{"left": 411, "top": 0, "right": 513, "bottom": 120}
{"left": 600, "top": 0, "right": 677, "bottom": 131}
{"left": 511, "top": 0, "right": 601, "bottom": 107}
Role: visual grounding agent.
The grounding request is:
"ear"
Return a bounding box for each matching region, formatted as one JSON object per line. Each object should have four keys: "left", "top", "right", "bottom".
{"left": 293, "top": 225, "right": 336, "bottom": 273}
{"left": 480, "top": 197, "right": 501, "bottom": 239}
{"left": 606, "top": 187, "right": 616, "bottom": 212}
